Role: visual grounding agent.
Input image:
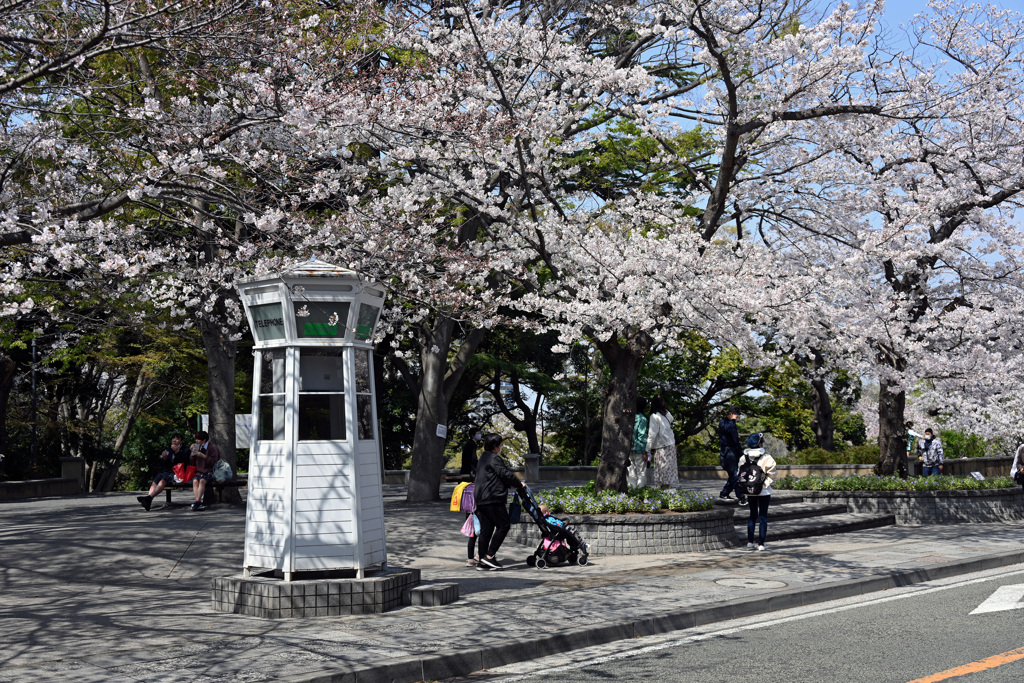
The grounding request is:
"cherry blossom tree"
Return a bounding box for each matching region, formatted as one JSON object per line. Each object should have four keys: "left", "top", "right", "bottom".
{"left": 753, "top": 0, "right": 1024, "bottom": 475}
{"left": 4, "top": 0, "right": 1024, "bottom": 498}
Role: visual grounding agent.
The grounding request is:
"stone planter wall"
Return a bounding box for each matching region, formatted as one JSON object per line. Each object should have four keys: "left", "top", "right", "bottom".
{"left": 792, "top": 488, "right": 1024, "bottom": 525}
{"left": 505, "top": 507, "right": 740, "bottom": 555}
{"left": 0, "top": 477, "right": 80, "bottom": 501}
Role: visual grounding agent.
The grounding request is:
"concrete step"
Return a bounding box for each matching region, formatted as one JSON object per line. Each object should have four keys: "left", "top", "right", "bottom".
{"left": 756, "top": 501, "right": 849, "bottom": 522}
{"left": 403, "top": 582, "right": 459, "bottom": 607}
{"left": 736, "top": 512, "right": 896, "bottom": 541}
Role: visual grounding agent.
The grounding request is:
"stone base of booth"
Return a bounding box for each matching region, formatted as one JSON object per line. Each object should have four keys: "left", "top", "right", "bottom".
{"left": 212, "top": 568, "right": 420, "bottom": 618}
{"left": 792, "top": 488, "right": 1024, "bottom": 525}
{"left": 506, "top": 508, "right": 740, "bottom": 555}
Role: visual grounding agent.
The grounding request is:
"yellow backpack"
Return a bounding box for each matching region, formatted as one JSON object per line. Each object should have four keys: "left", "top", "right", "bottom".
{"left": 450, "top": 482, "right": 470, "bottom": 512}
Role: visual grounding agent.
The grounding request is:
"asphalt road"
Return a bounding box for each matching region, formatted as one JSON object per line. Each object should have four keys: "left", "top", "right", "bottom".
{"left": 451, "top": 564, "right": 1024, "bottom": 683}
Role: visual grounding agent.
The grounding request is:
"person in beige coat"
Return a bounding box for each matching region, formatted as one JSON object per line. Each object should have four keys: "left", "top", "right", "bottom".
{"left": 739, "top": 433, "right": 777, "bottom": 551}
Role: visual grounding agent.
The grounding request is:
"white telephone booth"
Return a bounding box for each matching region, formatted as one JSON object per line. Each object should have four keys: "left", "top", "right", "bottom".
{"left": 236, "top": 259, "right": 386, "bottom": 580}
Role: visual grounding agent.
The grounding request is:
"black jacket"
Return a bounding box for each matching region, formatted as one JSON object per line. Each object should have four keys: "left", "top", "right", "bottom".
{"left": 460, "top": 439, "right": 479, "bottom": 477}
{"left": 474, "top": 451, "right": 523, "bottom": 506}
{"left": 718, "top": 417, "right": 741, "bottom": 461}
{"left": 152, "top": 443, "right": 190, "bottom": 477}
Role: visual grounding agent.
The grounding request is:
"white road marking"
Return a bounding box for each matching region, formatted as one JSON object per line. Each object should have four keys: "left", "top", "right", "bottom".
{"left": 970, "top": 584, "right": 1024, "bottom": 614}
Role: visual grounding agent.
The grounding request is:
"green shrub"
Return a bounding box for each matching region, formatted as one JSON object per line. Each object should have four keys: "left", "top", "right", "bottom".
{"left": 677, "top": 435, "right": 718, "bottom": 466}
{"left": 534, "top": 482, "right": 715, "bottom": 514}
{"left": 774, "top": 474, "right": 1016, "bottom": 491}
{"left": 793, "top": 447, "right": 847, "bottom": 465}
{"left": 844, "top": 444, "right": 880, "bottom": 464}
{"left": 790, "top": 444, "right": 878, "bottom": 465}
{"left": 939, "top": 430, "right": 988, "bottom": 459}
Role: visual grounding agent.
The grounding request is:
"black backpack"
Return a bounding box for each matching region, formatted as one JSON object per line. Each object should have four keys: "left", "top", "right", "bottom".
{"left": 737, "top": 451, "right": 766, "bottom": 496}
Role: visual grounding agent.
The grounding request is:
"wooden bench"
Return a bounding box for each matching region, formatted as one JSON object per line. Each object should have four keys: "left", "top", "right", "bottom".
{"left": 163, "top": 477, "right": 247, "bottom": 505}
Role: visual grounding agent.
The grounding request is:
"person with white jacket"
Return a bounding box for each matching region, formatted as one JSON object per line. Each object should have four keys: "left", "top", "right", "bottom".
{"left": 1011, "top": 444, "right": 1024, "bottom": 489}
{"left": 646, "top": 394, "right": 678, "bottom": 488}
{"left": 740, "top": 433, "right": 778, "bottom": 551}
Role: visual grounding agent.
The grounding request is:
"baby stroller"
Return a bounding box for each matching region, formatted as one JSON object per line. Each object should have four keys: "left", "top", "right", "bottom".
{"left": 517, "top": 486, "right": 589, "bottom": 569}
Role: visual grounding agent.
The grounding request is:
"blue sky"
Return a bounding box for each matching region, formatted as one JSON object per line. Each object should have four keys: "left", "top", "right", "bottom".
{"left": 871, "top": 0, "right": 1018, "bottom": 31}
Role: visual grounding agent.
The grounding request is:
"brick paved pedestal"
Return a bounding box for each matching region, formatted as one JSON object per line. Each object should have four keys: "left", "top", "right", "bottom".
{"left": 212, "top": 568, "right": 420, "bottom": 618}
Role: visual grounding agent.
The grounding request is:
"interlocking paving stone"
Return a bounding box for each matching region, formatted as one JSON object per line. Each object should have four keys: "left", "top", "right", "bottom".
{"left": 1, "top": 483, "right": 1023, "bottom": 682}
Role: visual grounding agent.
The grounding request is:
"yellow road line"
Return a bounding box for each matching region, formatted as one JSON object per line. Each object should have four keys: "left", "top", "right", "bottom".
{"left": 908, "top": 645, "right": 1024, "bottom": 682}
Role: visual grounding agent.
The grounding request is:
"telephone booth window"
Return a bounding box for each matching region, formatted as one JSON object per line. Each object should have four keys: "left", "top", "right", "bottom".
{"left": 294, "top": 301, "right": 350, "bottom": 340}
{"left": 258, "top": 349, "right": 286, "bottom": 441}
{"left": 354, "top": 303, "right": 380, "bottom": 340}
{"left": 298, "top": 349, "right": 346, "bottom": 441}
{"left": 355, "top": 349, "right": 374, "bottom": 440}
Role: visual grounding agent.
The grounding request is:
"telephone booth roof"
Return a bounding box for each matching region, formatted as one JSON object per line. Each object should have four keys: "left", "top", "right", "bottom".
{"left": 236, "top": 258, "right": 386, "bottom": 348}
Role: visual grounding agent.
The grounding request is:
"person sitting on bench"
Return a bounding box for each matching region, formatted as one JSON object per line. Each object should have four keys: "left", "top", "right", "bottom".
{"left": 189, "top": 431, "right": 221, "bottom": 511}
{"left": 137, "top": 434, "right": 190, "bottom": 511}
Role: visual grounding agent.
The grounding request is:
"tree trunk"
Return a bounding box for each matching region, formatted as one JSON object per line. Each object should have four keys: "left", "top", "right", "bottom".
{"left": 201, "top": 315, "right": 240, "bottom": 503}
{"left": 406, "top": 317, "right": 485, "bottom": 502}
{"left": 809, "top": 378, "right": 835, "bottom": 451}
{"left": 0, "top": 353, "right": 16, "bottom": 472}
{"left": 96, "top": 371, "right": 150, "bottom": 492}
{"left": 875, "top": 377, "right": 908, "bottom": 477}
{"left": 592, "top": 330, "right": 651, "bottom": 493}
{"left": 487, "top": 372, "right": 542, "bottom": 455}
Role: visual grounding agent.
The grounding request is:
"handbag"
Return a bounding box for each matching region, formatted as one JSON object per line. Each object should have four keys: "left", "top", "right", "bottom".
{"left": 460, "top": 514, "right": 476, "bottom": 537}
{"left": 172, "top": 462, "right": 197, "bottom": 484}
{"left": 508, "top": 492, "right": 522, "bottom": 524}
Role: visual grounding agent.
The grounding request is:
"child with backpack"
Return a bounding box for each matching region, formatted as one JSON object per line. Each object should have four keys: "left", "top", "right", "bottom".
{"left": 451, "top": 482, "right": 479, "bottom": 567}
{"left": 737, "top": 433, "right": 778, "bottom": 551}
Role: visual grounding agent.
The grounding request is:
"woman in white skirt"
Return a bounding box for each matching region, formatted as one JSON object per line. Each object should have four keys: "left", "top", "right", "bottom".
{"left": 646, "top": 394, "right": 678, "bottom": 488}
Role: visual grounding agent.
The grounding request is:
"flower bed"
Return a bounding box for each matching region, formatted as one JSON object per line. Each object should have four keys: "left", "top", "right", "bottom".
{"left": 774, "top": 474, "right": 1017, "bottom": 492}
{"left": 533, "top": 481, "right": 716, "bottom": 515}
{"left": 774, "top": 474, "right": 1024, "bottom": 525}
{"left": 506, "top": 483, "right": 735, "bottom": 555}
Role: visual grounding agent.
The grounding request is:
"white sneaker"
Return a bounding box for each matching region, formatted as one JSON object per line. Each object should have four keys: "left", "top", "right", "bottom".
{"left": 757, "top": 545, "right": 766, "bottom": 551}
{"left": 746, "top": 542, "right": 756, "bottom": 550}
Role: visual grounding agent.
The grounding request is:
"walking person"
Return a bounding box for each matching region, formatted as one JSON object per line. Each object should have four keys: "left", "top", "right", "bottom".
{"left": 741, "top": 433, "right": 777, "bottom": 551}
{"left": 460, "top": 430, "right": 481, "bottom": 481}
{"left": 917, "top": 428, "right": 944, "bottom": 476}
{"left": 474, "top": 433, "right": 525, "bottom": 571}
{"left": 718, "top": 406, "right": 747, "bottom": 506}
{"left": 627, "top": 396, "right": 649, "bottom": 489}
{"left": 1011, "top": 444, "right": 1024, "bottom": 491}
{"left": 646, "top": 394, "right": 678, "bottom": 489}
{"left": 457, "top": 483, "right": 479, "bottom": 567}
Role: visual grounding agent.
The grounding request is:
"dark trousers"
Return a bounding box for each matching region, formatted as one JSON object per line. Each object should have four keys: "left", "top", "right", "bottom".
{"left": 720, "top": 453, "right": 745, "bottom": 499}
{"left": 476, "top": 501, "right": 511, "bottom": 558}
{"left": 747, "top": 495, "right": 771, "bottom": 545}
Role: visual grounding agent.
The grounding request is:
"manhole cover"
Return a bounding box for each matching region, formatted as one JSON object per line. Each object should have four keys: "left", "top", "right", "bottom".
{"left": 715, "top": 578, "right": 787, "bottom": 589}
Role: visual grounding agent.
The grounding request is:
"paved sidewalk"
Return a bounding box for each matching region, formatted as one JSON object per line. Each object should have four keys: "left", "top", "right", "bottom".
{"left": 1, "top": 482, "right": 1023, "bottom": 683}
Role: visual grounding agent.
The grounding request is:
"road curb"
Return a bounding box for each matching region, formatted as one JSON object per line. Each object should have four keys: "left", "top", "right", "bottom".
{"left": 284, "top": 548, "right": 1024, "bottom": 683}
